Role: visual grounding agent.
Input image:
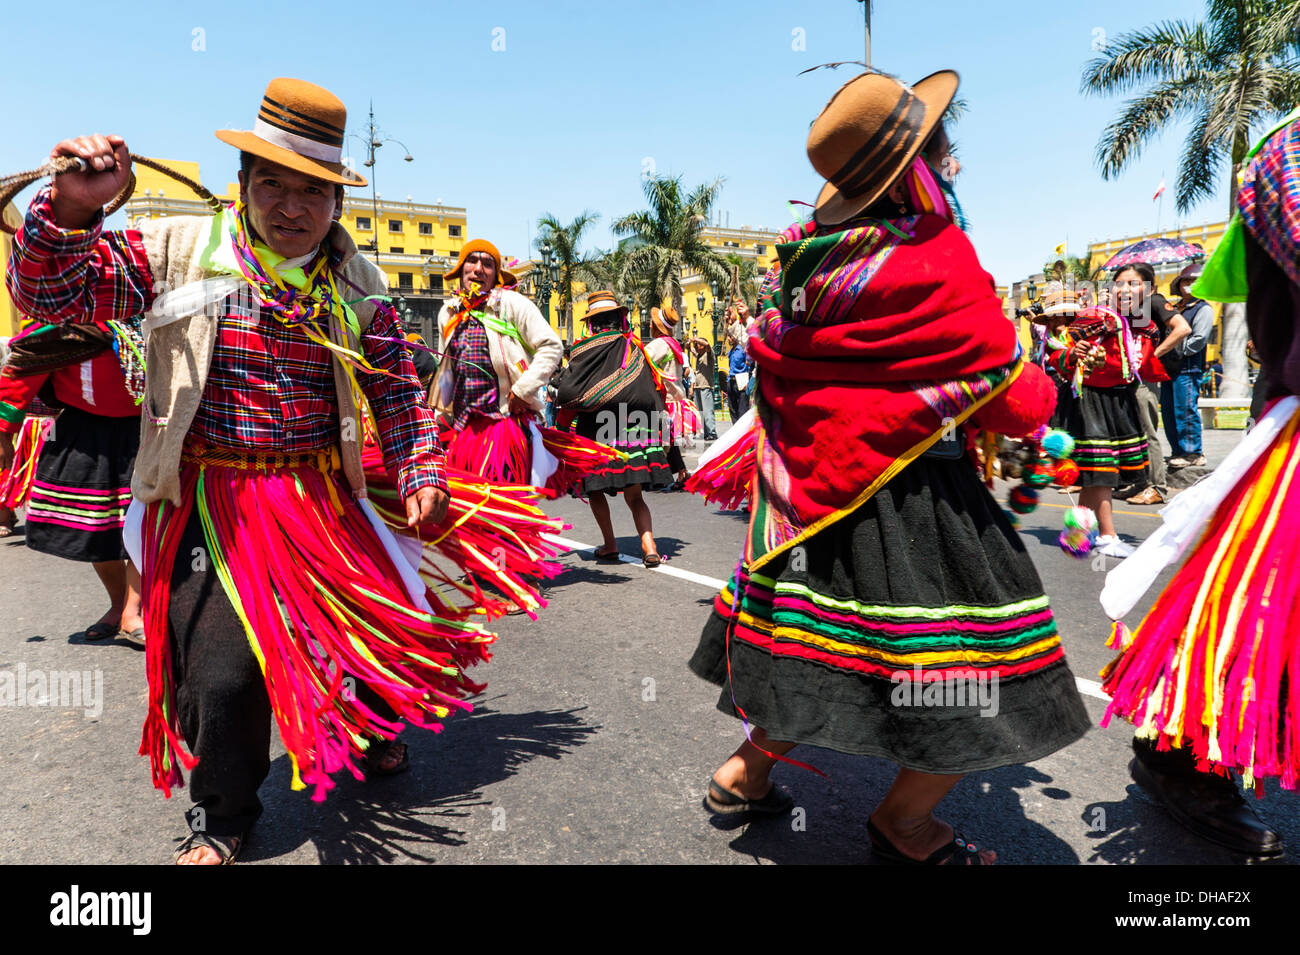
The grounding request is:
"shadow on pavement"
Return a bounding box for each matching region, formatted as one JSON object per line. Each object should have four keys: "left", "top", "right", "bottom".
{"left": 244, "top": 703, "right": 600, "bottom": 864}
{"left": 713, "top": 754, "right": 1083, "bottom": 865}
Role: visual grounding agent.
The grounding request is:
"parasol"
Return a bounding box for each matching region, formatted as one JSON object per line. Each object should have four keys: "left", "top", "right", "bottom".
{"left": 1102, "top": 237, "right": 1204, "bottom": 272}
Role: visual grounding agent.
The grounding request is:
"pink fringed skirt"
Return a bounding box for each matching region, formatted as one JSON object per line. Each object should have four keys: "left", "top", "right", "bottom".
{"left": 445, "top": 412, "right": 620, "bottom": 497}
{"left": 139, "top": 444, "right": 495, "bottom": 802}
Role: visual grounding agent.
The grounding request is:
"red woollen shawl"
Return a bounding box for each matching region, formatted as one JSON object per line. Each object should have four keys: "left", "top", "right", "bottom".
{"left": 745, "top": 213, "right": 1047, "bottom": 571}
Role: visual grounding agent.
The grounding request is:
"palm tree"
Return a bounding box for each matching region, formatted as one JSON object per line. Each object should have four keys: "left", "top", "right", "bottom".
{"left": 537, "top": 210, "right": 600, "bottom": 344}
{"left": 1081, "top": 0, "right": 1300, "bottom": 398}
{"left": 612, "top": 174, "right": 731, "bottom": 338}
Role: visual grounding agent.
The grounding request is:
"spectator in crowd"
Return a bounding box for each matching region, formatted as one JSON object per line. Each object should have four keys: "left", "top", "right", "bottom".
{"left": 1163, "top": 264, "right": 1215, "bottom": 469}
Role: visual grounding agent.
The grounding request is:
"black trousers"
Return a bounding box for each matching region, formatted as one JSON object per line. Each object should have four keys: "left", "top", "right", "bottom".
{"left": 166, "top": 503, "right": 396, "bottom": 836}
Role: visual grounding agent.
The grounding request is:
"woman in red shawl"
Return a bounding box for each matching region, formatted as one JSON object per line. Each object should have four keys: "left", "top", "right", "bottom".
{"left": 689, "top": 71, "right": 1090, "bottom": 864}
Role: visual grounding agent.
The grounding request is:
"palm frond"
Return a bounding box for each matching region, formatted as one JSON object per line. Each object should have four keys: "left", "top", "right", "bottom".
{"left": 1095, "top": 79, "right": 1206, "bottom": 178}
{"left": 1081, "top": 20, "right": 1209, "bottom": 95}
{"left": 1259, "top": 0, "right": 1300, "bottom": 54}
{"left": 1174, "top": 108, "right": 1223, "bottom": 212}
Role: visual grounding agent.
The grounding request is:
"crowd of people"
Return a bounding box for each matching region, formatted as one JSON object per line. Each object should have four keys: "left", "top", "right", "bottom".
{"left": 1, "top": 70, "right": 1297, "bottom": 867}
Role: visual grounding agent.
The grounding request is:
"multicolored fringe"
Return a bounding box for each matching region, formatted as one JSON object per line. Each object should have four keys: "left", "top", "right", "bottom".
{"left": 0, "top": 416, "right": 47, "bottom": 509}
{"left": 667, "top": 397, "right": 701, "bottom": 441}
{"left": 140, "top": 455, "right": 495, "bottom": 802}
{"left": 685, "top": 415, "right": 757, "bottom": 511}
{"left": 445, "top": 414, "right": 620, "bottom": 497}
{"left": 1101, "top": 410, "right": 1300, "bottom": 791}
{"left": 361, "top": 442, "right": 569, "bottom": 620}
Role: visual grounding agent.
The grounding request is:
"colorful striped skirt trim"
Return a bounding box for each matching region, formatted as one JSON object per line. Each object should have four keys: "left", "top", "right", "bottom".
{"left": 26, "top": 407, "right": 137, "bottom": 563}
{"left": 715, "top": 571, "right": 1067, "bottom": 681}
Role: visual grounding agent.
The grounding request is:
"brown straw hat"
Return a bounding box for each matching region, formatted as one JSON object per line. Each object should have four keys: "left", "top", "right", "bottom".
{"left": 444, "top": 238, "right": 518, "bottom": 286}
{"left": 216, "top": 77, "right": 367, "bottom": 187}
{"left": 650, "top": 305, "right": 679, "bottom": 336}
{"left": 808, "top": 70, "right": 959, "bottom": 227}
{"left": 584, "top": 290, "right": 628, "bottom": 322}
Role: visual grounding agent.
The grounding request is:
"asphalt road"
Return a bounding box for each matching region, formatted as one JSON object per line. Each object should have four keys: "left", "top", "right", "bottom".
{"left": 1, "top": 427, "right": 1295, "bottom": 865}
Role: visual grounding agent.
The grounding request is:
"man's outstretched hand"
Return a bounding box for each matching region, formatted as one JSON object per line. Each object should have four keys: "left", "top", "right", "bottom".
{"left": 405, "top": 486, "right": 449, "bottom": 527}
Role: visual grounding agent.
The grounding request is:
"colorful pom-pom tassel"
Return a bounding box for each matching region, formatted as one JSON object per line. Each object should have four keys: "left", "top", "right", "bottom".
{"left": 1059, "top": 504, "right": 1097, "bottom": 558}
{"left": 1053, "top": 458, "right": 1080, "bottom": 486}
{"left": 1041, "top": 428, "right": 1075, "bottom": 460}
{"left": 1009, "top": 484, "right": 1039, "bottom": 514}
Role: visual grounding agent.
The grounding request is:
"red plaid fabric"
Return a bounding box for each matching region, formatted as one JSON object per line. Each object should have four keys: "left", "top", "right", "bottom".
{"left": 7, "top": 188, "right": 444, "bottom": 499}
{"left": 444, "top": 313, "right": 500, "bottom": 430}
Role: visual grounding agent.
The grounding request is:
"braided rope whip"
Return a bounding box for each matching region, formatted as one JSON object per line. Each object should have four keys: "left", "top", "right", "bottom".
{"left": 0, "top": 154, "right": 223, "bottom": 234}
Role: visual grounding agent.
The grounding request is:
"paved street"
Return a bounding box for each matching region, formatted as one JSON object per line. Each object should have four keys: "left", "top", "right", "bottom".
{"left": 1, "top": 427, "right": 1295, "bottom": 865}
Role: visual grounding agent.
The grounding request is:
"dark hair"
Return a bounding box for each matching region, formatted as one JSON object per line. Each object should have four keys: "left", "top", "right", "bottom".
{"left": 239, "top": 150, "right": 344, "bottom": 202}
{"left": 1113, "top": 262, "right": 1156, "bottom": 285}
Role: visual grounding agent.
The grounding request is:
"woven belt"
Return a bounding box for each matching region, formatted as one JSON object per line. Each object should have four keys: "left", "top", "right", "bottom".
{"left": 181, "top": 443, "right": 343, "bottom": 474}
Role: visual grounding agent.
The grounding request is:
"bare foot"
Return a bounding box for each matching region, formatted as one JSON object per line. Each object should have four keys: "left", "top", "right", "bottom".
{"left": 176, "top": 845, "right": 224, "bottom": 865}
{"left": 869, "top": 812, "right": 997, "bottom": 865}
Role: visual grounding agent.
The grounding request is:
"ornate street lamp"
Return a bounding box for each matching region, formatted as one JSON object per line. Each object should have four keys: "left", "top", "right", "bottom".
{"left": 348, "top": 101, "right": 415, "bottom": 269}
{"left": 535, "top": 240, "right": 555, "bottom": 326}
{"left": 709, "top": 279, "right": 724, "bottom": 354}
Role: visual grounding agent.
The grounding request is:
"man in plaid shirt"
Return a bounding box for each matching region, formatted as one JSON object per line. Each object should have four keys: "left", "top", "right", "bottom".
{"left": 6, "top": 79, "right": 455, "bottom": 864}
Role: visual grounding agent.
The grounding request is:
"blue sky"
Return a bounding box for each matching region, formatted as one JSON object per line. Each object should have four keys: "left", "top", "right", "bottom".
{"left": 1, "top": 0, "right": 1253, "bottom": 283}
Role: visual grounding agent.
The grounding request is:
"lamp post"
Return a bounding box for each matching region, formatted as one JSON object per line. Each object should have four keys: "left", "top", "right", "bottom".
{"left": 549, "top": 258, "right": 565, "bottom": 342}
{"left": 709, "top": 279, "right": 724, "bottom": 355}
{"left": 348, "top": 101, "right": 414, "bottom": 269}
{"left": 696, "top": 290, "right": 706, "bottom": 347}
{"left": 639, "top": 306, "right": 650, "bottom": 341}
{"left": 535, "top": 240, "right": 555, "bottom": 326}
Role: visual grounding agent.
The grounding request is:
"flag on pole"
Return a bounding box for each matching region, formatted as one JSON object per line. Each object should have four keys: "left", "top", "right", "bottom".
{"left": 1153, "top": 178, "right": 1166, "bottom": 201}
{"left": 1053, "top": 242, "right": 1067, "bottom": 256}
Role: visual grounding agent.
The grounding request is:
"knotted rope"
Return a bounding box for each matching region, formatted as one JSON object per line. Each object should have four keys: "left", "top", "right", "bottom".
{"left": 0, "top": 154, "right": 223, "bottom": 234}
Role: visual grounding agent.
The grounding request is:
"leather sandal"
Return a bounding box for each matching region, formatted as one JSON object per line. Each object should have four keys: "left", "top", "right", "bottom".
{"left": 867, "top": 817, "right": 992, "bottom": 865}
{"left": 704, "top": 778, "right": 794, "bottom": 816}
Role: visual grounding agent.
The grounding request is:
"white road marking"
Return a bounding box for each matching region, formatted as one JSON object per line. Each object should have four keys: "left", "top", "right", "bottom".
{"left": 544, "top": 533, "right": 1115, "bottom": 704}
{"left": 1075, "top": 677, "right": 1109, "bottom": 702}
{"left": 545, "top": 534, "right": 730, "bottom": 590}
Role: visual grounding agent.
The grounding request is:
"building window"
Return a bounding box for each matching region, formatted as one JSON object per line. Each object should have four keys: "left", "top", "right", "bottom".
{"left": 448, "top": 224, "right": 463, "bottom": 238}
{"left": 756, "top": 244, "right": 766, "bottom": 255}
{"left": 418, "top": 222, "right": 433, "bottom": 235}
{"left": 389, "top": 219, "right": 403, "bottom": 233}
{"left": 398, "top": 272, "right": 413, "bottom": 290}
{"left": 427, "top": 276, "right": 444, "bottom": 292}
{"left": 390, "top": 246, "right": 404, "bottom": 254}
{"left": 356, "top": 216, "right": 371, "bottom": 231}
{"left": 419, "top": 248, "right": 434, "bottom": 256}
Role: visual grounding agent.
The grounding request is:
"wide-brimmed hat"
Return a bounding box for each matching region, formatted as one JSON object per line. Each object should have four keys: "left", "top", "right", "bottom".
{"left": 216, "top": 77, "right": 367, "bottom": 187}
{"left": 1171, "top": 263, "right": 1204, "bottom": 296}
{"left": 650, "top": 305, "right": 680, "bottom": 336}
{"left": 584, "top": 290, "right": 628, "bottom": 323}
{"left": 1031, "top": 283, "right": 1081, "bottom": 323}
{"left": 444, "top": 239, "right": 518, "bottom": 287}
{"left": 808, "top": 70, "right": 959, "bottom": 227}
